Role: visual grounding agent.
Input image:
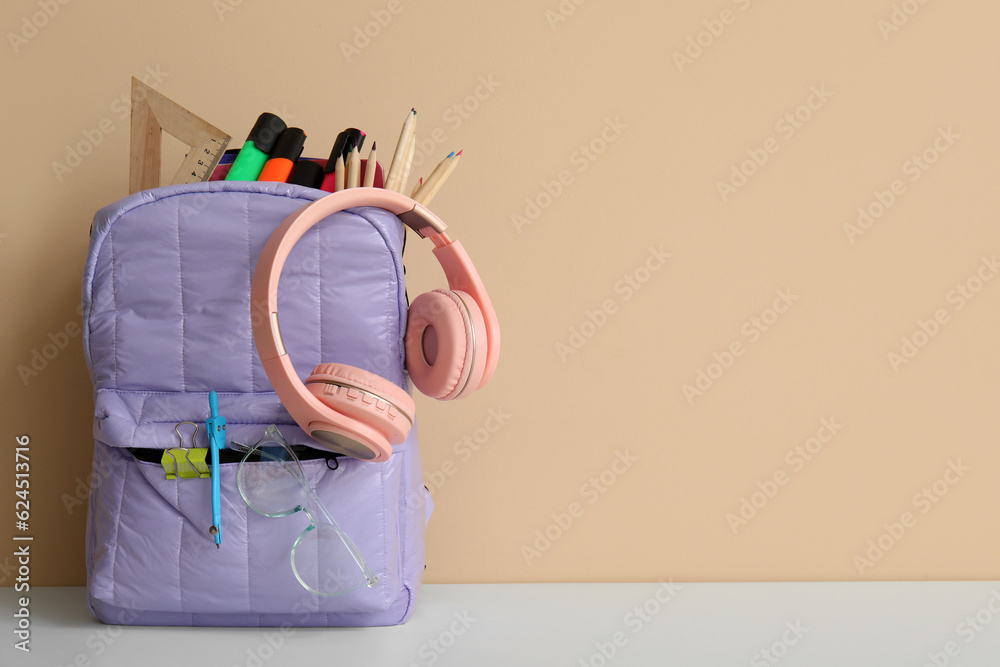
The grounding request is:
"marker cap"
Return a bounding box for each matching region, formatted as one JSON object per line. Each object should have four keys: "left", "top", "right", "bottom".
{"left": 269, "top": 128, "right": 307, "bottom": 162}
{"left": 247, "top": 113, "right": 287, "bottom": 153}
{"left": 325, "top": 128, "right": 366, "bottom": 172}
{"left": 287, "top": 159, "right": 324, "bottom": 189}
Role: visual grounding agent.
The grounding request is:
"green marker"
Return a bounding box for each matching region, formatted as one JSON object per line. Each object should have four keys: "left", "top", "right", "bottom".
{"left": 225, "top": 113, "right": 287, "bottom": 181}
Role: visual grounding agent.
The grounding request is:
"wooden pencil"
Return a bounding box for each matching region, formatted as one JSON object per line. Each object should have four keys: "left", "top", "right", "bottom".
{"left": 334, "top": 153, "right": 345, "bottom": 192}
{"left": 398, "top": 134, "right": 416, "bottom": 195}
{"left": 414, "top": 151, "right": 452, "bottom": 200}
{"left": 347, "top": 145, "right": 361, "bottom": 188}
{"left": 415, "top": 150, "right": 461, "bottom": 206}
{"left": 363, "top": 141, "right": 377, "bottom": 188}
{"left": 384, "top": 108, "right": 416, "bottom": 192}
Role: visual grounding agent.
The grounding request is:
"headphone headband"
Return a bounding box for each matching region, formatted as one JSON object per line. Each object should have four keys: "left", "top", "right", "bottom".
{"left": 254, "top": 188, "right": 446, "bottom": 332}
{"left": 250, "top": 188, "right": 499, "bottom": 444}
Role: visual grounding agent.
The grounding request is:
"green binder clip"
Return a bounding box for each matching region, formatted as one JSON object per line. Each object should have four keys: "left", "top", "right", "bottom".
{"left": 162, "top": 422, "right": 210, "bottom": 479}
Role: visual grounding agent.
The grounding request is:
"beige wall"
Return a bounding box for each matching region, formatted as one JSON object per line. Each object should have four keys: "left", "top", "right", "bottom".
{"left": 2, "top": 0, "right": 999, "bottom": 586}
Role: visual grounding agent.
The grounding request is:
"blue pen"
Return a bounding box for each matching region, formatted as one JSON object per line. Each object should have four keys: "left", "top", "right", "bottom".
{"left": 206, "top": 391, "right": 226, "bottom": 548}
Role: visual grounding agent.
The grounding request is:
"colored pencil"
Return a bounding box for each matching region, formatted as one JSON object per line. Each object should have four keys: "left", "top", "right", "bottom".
{"left": 384, "top": 108, "right": 416, "bottom": 192}
{"left": 334, "top": 154, "right": 345, "bottom": 192}
{"left": 347, "top": 145, "right": 361, "bottom": 188}
{"left": 413, "top": 151, "right": 452, "bottom": 199}
{"left": 415, "top": 150, "right": 460, "bottom": 206}
{"left": 363, "top": 142, "right": 377, "bottom": 187}
{"left": 398, "top": 134, "right": 416, "bottom": 194}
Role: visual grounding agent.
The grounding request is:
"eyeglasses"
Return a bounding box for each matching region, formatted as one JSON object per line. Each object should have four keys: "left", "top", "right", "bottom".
{"left": 233, "top": 425, "right": 377, "bottom": 596}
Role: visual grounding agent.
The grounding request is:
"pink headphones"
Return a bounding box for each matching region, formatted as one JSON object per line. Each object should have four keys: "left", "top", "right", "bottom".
{"left": 251, "top": 188, "right": 499, "bottom": 462}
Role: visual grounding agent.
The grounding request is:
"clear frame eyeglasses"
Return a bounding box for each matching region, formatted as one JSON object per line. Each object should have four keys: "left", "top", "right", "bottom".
{"left": 233, "top": 425, "right": 377, "bottom": 596}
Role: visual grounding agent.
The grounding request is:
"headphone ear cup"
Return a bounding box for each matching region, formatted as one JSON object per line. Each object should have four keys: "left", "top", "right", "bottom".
{"left": 305, "top": 363, "right": 416, "bottom": 447}
{"left": 406, "top": 289, "right": 488, "bottom": 400}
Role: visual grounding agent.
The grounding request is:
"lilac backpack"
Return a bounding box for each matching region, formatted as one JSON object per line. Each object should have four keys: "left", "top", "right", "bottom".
{"left": 81, "top": 180, "right": 431, "bottom": 626}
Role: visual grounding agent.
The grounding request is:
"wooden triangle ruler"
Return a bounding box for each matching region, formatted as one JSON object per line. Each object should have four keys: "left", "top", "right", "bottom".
{"left": 129, "top": 77, "right": 231, "bottom": 194}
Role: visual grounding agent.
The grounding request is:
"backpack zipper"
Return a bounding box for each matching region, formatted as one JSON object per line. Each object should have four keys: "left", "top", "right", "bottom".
{"left": 127, "top": 445, "right": 341, "bottom": 468}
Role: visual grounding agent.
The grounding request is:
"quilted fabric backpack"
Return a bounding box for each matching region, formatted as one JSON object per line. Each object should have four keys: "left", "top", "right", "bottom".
{"left": 81, "top": 180, "right": 431, "bottom": 626}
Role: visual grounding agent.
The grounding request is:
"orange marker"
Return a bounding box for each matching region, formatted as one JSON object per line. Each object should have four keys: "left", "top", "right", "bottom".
{"left": 257, "top": 128, "right": 306, "bottom": 183}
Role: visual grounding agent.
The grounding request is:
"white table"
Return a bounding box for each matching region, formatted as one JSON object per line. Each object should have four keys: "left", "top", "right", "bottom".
{"left": 3, "top": 582, "right": 1000, "bottom": 666}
